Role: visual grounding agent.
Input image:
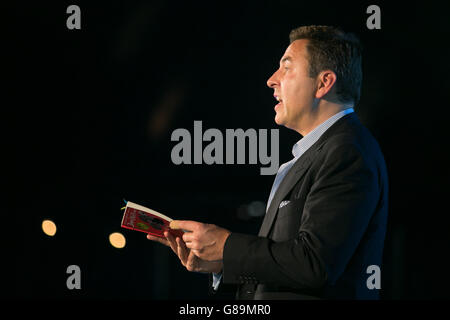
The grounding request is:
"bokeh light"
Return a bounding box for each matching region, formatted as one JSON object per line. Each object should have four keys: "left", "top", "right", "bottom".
{"left": 42, "top": 220, "right": 57, "bottom": 236}
{"left": 109, "top": 232, "right": 126, "bottom": 249}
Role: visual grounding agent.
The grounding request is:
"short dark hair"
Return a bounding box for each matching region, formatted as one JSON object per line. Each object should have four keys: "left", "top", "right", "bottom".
{"left": 289, "top": 25, "right": 362, "bottom": 105}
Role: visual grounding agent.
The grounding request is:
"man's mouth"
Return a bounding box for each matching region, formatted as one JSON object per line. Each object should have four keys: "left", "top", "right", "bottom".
{"left": 274, "top": 95, "right": 283, "bottom": 108}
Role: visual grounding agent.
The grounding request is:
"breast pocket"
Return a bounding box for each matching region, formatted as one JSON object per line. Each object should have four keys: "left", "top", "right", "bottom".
{"left": 271, "top": 201, "right": 303, "bottom": 242}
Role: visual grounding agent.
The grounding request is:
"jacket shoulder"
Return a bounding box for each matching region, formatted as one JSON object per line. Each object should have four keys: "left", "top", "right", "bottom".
{"left": 318, "top": 115, "right": 383, "bottom": 157}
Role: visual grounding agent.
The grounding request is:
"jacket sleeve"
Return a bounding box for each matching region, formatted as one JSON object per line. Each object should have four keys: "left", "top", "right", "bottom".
{"left": 222, "top": 143, "right": 380, "bottom": 289}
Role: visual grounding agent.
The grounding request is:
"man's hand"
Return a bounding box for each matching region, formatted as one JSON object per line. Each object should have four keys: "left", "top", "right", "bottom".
{"left": 147, "top": 231, "right": 223, "bottom": 274}
{"left": 170, "top": 220, "right": 231, "bottom": 261}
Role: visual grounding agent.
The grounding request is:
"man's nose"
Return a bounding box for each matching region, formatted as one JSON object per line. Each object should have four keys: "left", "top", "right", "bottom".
{"left": 267, "top": 71, "right": 279, "bottom": 88}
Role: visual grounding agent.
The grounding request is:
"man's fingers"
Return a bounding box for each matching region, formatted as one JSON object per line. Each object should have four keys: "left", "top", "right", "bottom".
{"left": 176, "top": 240, "right": 186, "bottom": 266}
{"left": 182, "top": 232, "right": 194, "bottom": 243}
{"left": 178, "top": 236, "right": 189, "bottom": 251}
{"left": 185, "top": 241, "right": 201, "bottom": 250}
{"left": 191, "top": 249, "right": 202, "bottom": 257}
{"left": 176, "top": 237, "right": 189, "bottom": 262}
{"left": 186, "top": 250, "right": 197, "bottom": 271}
{"left": 165, "top": 232, "right": 178, "bottom": 254}
{"left": 147, "top": 234, "right": 169, "bottom": 247}
{"left": 170, "top": 220, "right": 201, "bottom": 231}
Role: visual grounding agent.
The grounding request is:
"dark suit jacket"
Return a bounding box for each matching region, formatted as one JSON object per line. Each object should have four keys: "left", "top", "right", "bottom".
{"left": 221, "top": 113, "right": 388, "bottom": 299}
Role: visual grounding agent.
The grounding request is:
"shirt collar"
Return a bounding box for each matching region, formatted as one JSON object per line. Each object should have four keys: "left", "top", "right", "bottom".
{"left": 292, "top": 108, "right": 354, "bottom": 158}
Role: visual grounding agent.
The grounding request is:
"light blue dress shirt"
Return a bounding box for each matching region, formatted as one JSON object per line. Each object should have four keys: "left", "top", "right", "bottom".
{"left": 212, "top": 108, "right": 355, "bottom": 291}
{"left": 265, "top": 107, "right": 354, "bottom": 212}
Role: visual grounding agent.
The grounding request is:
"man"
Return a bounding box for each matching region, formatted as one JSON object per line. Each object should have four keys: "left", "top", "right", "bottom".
{"left": 148, "top": 25, "right": 388, "bottom": 300}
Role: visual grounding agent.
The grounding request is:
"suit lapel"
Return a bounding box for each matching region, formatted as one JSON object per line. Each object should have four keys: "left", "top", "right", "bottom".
{"left": 257, "top": 112, "right": 358, "bottom": 238}
{"left": 258, "top": 147, "right": 316, "bottom": 237}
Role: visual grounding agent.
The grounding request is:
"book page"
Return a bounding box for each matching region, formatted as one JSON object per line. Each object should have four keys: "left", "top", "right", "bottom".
{"left": 126, "top": 201, "right": 173, "bottom": 222}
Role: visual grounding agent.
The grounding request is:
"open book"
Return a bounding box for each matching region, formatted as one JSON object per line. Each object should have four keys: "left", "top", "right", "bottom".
{"left": 121, "top": 201, "right": 184, "bottom": 238}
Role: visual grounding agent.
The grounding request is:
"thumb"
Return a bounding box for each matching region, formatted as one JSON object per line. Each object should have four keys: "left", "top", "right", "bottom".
{"left": 170, "top": 220, "right": 200, "bottom": 231}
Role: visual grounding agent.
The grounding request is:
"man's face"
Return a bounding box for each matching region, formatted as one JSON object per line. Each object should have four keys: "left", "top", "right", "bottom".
{"left": 267, "top": 39, "right": 317, "bottom": 131}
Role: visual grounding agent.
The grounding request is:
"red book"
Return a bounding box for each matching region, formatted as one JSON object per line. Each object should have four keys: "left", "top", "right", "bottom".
{"left": 121, "top": 201, "right": 184, "bottom": 238}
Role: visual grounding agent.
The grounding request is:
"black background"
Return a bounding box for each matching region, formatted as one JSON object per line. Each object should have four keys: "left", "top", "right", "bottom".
{"left": 4, "top": 0, "right": 450, "bottom": 300}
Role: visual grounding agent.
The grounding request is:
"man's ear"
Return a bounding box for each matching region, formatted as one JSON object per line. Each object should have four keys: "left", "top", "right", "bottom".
{"left": 315, "top": 70, "right": 337, "bottom": 99}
